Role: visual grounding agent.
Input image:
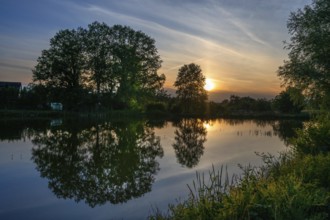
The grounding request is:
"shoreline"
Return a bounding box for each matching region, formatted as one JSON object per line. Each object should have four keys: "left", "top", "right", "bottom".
{"left": 0, "top": 109, "right": 311, "bottom": 120}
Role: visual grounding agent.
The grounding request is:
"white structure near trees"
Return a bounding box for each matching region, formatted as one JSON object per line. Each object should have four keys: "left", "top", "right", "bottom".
{"left": 50, "top": 102, "right": 63, "bottom": 111}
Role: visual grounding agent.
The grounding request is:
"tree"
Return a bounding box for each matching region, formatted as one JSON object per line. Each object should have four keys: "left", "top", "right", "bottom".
{"left": 0, "top": 87, "right": 20, "bottom": 109}
{"left": 32, "top": 22, "right": 165, "bottom": 110}
{"left": 84, "top": 22, "right": 114, "bottom": 96}
{"left": 174, "top": 63, "right": 207, "bottom": 114}
{"left": 272, "top": 87, "right": 304, "bottom": 113}
{"left": 32, "top": 28, "right": 86, "bottom": 110}
{"left": 278, "top": 0, "right": 330, "bottom": 109}
{"left": 110, "top": 25, "right": 165, "bottom": 109}
{"left": 18, "top": 84, "right": 48, "bottom": 109}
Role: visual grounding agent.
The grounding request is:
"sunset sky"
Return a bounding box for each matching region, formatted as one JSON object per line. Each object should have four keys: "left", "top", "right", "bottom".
{"left": 0, "top": 0, "right": 310, "bottom": 100}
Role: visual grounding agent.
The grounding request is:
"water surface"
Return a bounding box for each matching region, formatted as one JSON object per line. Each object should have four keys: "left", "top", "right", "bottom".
{"left": 0, "top": 118, "right": 303, "bottom": 219}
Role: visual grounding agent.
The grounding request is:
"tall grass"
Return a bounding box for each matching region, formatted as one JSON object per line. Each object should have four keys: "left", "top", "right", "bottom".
{"left": 149, "top": 114, "right": 330, "bottom": 220}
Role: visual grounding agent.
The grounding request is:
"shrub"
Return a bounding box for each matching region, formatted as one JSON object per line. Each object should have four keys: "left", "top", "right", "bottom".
{"left": 293, "top": 114, "right": 330, "bottom": 155}
{"left": 146, "top": 102, "right": 166, "bottom": 112}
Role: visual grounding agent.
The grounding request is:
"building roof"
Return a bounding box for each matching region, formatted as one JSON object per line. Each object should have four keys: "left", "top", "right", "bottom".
{"left": 0, "top": 81, "right": 22, "bottom": 89}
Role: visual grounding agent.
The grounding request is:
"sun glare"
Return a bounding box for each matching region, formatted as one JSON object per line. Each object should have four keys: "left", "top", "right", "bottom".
{"left": 204, "top": 78, "right": 215, "bottom": 91}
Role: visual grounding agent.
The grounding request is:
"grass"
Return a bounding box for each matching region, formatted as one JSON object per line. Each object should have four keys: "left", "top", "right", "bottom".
{"left": 149, "top": 113, "right": 330, "bottom": 220}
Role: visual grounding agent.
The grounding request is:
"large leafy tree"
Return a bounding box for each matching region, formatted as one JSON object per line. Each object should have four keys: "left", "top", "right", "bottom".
{"left": 111, "top": 25, "right": 165, "bottom": 108}
{"left": 174, "top": 63, "right": 207, "bottom": 114}
{"left": 84, "top": 22, "right": 114, "bottom": 96}
{"left": 278, "top": 0, "right": 330, "bottom": 109}
{"left": 33, "top": 29, "right": 86, "bottom": 89}
{"left": 32, "top": 28, "right": 86, "bottom": 110}
{"left": 32, "top": 22, "right": 165, "bottom": 110}
{"left": 272, "top": 87, "right": 304, "bottom": 113}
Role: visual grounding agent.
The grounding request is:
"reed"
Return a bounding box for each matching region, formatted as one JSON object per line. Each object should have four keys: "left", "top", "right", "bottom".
{"left": 149, "top": 113, "right": 330, "bottom": 220}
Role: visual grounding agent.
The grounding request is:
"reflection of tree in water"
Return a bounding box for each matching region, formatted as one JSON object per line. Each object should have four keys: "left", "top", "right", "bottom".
{"left": 172, "top": 119, "right": 207, "bottom": 168}
{"left": 31, "top": 120, "right": 163, "bottom": 207}
{"left": 221, "top": 119, "right": 304, "bottom": 143}
{"left": 0, "top": 119, "right": 49, "bottom": 141}
{"left": 271, "top": 120, "right": 304, "bottom": 146}
{"left": 223, "top": 118, "right": 275, "bottom": 127}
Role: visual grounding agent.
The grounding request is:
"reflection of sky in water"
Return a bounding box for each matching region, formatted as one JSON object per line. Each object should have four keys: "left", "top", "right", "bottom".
{"left": 0, "top": 119, "right": 293, "bottom": 220}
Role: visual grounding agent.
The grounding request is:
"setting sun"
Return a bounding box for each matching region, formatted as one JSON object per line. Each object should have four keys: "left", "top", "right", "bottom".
{"left": 204, "top": 78, "right": 215, "bottom": 91}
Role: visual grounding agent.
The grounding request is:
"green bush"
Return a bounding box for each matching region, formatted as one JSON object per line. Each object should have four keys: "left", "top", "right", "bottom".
{"left": 293, "top": 114, "right": 330, "bottom": 155}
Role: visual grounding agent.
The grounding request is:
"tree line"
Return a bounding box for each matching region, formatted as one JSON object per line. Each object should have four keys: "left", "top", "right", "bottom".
{"left": 2, "top": 0, "right": 329, "bottom": 115}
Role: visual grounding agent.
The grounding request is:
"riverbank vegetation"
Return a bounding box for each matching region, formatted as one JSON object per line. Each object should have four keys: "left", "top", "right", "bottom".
{"left": 0, "top": 0, "right": 328, "bottom": 218}
{"left": 149, "top": 0, "right": 330, "bottom": 219}
{"left": 149, "top": 114, "right": 330, "bottom": 219}
{"left": 0, "top": 83, "right": 309, "bottom": 119}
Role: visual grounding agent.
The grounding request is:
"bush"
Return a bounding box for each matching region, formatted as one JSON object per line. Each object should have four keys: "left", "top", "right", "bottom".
{"left": 146, "top": 102, "right": 166, "bottom": 112}
{"left": 293, "top": 114, "right": 330, "bottom": 155}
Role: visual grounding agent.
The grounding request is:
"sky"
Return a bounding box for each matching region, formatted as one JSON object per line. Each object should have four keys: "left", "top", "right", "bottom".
{"left": 0, "top": 0, "right": 311, "bottom": 101}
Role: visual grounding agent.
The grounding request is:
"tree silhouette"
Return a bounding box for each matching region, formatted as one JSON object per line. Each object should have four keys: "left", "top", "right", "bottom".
{"left": 32, "top": 22, "right": 165, "bottom": 110}
{"left": 32, "top": 28, "right": 86, "bottom": 110}
{"left": 172, "top": 119, "right": 207, "bottom": 168}
{"left": 278, "top": 0, "right": 330, "bottom": 109}
{"left": 272, "top": 87, "right": 304, "bottom": 113}
{"left": 271, "top": 120, "right": 304, "bottom": 146}
{"left": 174, "top": 63, "right": 207, "bottom": 114}
{"left": 111, "top": 25, "right": 165, "bottom": 109}
{"left": 31, "top": 120, "right": 163, "bottom": 207}
{"left": 84, "top": 22, "right": 114, "bottom": 97}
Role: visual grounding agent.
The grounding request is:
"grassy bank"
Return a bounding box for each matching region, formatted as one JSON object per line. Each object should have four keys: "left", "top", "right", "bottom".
{"left": 149, "top": 114, "right": 330, "bottom": 220}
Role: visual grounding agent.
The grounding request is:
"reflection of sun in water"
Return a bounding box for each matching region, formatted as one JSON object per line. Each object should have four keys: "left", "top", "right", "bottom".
{"left": 204, "top": 78, "right": 215, "bottom": 91}
{"left": 203, "top": 121, "right": 213, "bottom": 130}
{"left": 203, "top": 122, "right": 211, "bottom": 129}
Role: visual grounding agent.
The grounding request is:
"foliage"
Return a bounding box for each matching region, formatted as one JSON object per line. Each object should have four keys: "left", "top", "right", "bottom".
{"left": 150, "top": 159, "right": 330, "bottom": 219}
{"left": 32, "top": 21, "right": 165, "bottom": 111}
{"left": 17, "top": 84, "right": 49, "bottom": 109}
{"left": 293, "top": 113, "right": 330, "bottom": 155}
{"left": 149, "top": 2, "right": 330, "bottom": 217}
{"left": 32, "top": 28, "right": 87, "bottom": 110}
{"left": 145, "top": 102, "right": 167, "bottom": 113}
{"left": 84, "top": 22, "right": 114, "bottom": 96}
{"left": 174, "top": 63, "right": 207, "bottom": 115}
{"left": 0, "top": 87, "right": 20, "bottom": 109}
{"left": 278, "top": 0, "right": 330, "bottom": 110}
{"left": 221, "top": 95, "right": 272, "bottom": 113}
{"left": 272, "top": 87, "right": 304, "bottom": 113}
{"left": 150, "top": 112, "right": 330, "bottom": 219}
{"left": 271, "top": 119, "right": 304, "bottom": 146}
{"left": 110, "top": 25, "right": 165, "bottom": 109}
{"left": 33, "top": 29, "right": 86, "bottom": 90}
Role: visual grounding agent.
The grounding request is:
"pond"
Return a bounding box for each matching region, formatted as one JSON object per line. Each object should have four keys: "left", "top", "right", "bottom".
{"left": 0, "top": 118, "right": 304, "bottom": 220}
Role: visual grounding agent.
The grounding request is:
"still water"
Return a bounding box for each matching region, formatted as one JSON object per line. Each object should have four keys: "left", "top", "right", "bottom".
{"left": 0, "top": 118, "right": 303, "bottom": 220}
